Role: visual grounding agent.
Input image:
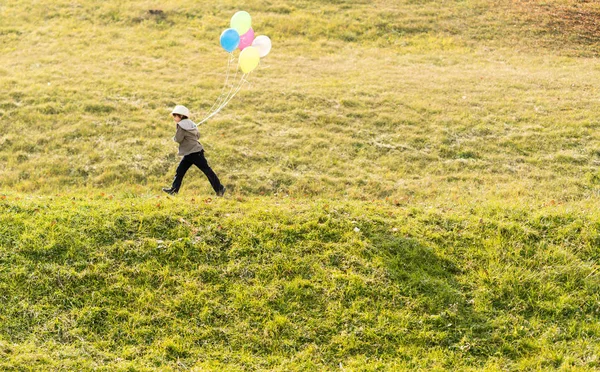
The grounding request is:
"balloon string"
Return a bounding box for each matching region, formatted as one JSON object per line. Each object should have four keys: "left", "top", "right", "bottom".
{"left": 199, "top": 53, "right": 239, "bottom": 124}
{"left": 206, "top": 54, "right": 232, "bottom": 114}
{"left": 198, "top": 74, "right": 247, "bottom": 124}
{"left": 220, "top": 57, "right": 241, "bottom": 106}
{"left": 206, "top": 52, "right": 235, "bottom": 116}
{"left": 215, "top": 52, "right": 237, "bottom": 109}
{"left": 201, "top": 60, "right": 241, "bottom": 119}
{"left": 198, "top": 73, "right": 248, "bottom": 125}
{"left": 213, "top": 72, "right": 250, "bottom": 111}
{"left": 214, "top": 73, "right": 250, "bottom": 112}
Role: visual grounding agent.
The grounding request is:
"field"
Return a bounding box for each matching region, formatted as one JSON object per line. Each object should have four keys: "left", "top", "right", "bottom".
{"left": 1, "top": 0, "right": 600, "bottom": 370}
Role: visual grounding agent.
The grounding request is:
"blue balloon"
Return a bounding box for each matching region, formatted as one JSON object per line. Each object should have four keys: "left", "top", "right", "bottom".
{"left": 220, "top": 28, "right": 240, "bottom": 52}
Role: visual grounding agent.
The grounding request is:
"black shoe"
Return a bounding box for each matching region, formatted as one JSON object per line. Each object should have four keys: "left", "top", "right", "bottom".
{"left": 162, "top": 187, "right": 178, "bottom": 195}
{"left": 216, "top": 186, "right": 226, "bottom": 197}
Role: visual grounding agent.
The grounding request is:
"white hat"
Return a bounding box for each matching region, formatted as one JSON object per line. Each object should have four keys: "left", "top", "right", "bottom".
{"left": 171, "top": 105, "right": 191, "bottom": 117}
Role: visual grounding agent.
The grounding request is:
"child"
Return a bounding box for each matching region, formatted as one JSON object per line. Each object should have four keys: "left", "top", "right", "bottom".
{"left": 162, "top": 105, "right": 226, "bottom": 196}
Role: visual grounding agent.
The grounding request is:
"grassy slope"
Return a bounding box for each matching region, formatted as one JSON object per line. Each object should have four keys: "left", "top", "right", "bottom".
{"left": 2, "top": 195, "right": 600, "bottom": 370}
{"left": 1, "top": 0, "right": 600, "bottom": 370}
{"left": 1, "top": 0, "right": 599, "bottom": 203}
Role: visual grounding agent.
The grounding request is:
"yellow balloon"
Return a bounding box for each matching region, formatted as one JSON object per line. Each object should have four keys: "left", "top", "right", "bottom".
{"left": 239, "top": 46, "right": 260, "bottom": 73}
{"left": 230, "top": 11, "right": 251, "bottom": 35}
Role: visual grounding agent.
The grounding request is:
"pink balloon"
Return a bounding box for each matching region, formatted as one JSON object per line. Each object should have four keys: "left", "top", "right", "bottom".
{"left": 238, "top": 28, "right": 255, "bottom": 51}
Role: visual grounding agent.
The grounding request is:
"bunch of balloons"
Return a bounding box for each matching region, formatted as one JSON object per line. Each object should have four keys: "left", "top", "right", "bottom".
{"left": 219, "top": 11, "right": 272, "bottom": 73}
{"left": 198, "top": 11, "right": 272, "bottom": 125}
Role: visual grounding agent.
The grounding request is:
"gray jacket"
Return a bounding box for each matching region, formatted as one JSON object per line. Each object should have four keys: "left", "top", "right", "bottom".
{"left": 173, "top": 119, "right": 204, "bottom": 156}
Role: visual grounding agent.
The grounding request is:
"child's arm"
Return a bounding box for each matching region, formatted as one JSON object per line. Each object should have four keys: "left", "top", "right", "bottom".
{"left": 173, "top": 125, "right": 184, "bottom": 143}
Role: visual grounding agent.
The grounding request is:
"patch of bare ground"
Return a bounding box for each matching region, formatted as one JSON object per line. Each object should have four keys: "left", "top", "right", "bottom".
{"left": 509, "top": 0, "right": 600, "bottom": 55}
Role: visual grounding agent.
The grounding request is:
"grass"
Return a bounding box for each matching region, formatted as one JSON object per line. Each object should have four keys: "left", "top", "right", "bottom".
{"left": 1, "top": 0, "right": 600, "bottom": 370}
{"left": 2, "top": 195, "right": 600, "bottom": 370}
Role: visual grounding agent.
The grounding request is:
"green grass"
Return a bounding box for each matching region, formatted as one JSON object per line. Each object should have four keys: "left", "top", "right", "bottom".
{"left": 1, "top": 0, "right": 600, "bottom": 370}
{"left": 2, "top": 195, "right": 600, "bottom": 370}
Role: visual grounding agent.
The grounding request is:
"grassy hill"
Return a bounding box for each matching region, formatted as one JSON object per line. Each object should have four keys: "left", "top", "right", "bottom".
{"left": 1, "top": 0, "right": 600, "bottom": 370}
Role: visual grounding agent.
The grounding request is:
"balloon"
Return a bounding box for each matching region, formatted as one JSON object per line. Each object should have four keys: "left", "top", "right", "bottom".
{"left": 220, "top": 28, "right": 240, "bottom": 52}
{"left": 230, "top": 11, "right": 251, "bottom": 35}
{"left": 238, "top": 46, "right": 260, "bottom": 73}
{"left": 238, "top": 28, "right": 254, "bottom": 51}
{"left": 252, "top": 35, "right": 272, "bottom": 57}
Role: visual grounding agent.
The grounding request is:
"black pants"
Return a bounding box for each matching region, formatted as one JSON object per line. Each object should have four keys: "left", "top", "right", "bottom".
{"left": 171, "top": 151, "right": 223, "bottom": 193}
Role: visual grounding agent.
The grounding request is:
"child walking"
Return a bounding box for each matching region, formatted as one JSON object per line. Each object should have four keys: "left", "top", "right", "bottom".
{"left": 162, "top": 105, "right": 226, "bottom": 196}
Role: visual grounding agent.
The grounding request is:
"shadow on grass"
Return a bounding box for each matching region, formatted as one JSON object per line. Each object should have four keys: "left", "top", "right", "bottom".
{"left": 369, "top": 232, "right": 496, "bottom": 359}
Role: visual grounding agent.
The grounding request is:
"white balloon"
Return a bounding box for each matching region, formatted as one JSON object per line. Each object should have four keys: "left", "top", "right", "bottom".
{"left": 251, "top": 35, "right": 272, "bottom": 58}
